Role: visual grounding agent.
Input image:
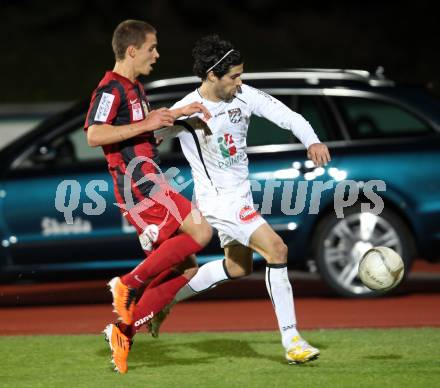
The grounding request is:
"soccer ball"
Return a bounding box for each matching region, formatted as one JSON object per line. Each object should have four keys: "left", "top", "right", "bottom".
{"left": 358, "top": 246, "right": 405, "bottom": 291}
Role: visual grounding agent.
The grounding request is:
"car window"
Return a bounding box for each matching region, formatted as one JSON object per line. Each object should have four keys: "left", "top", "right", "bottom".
{"left": 18, "top": 99, "right": 182, "bottom": 170}
{"left": 247, "top": 94, "right": 340, "bottom": 146}
{"left": 247, "top": 95, "right": 298, "bottom": 147}
{"left": 334, "top": 96, "right": 432, "bottom": 139}
{"left": 0, "top": 117, "right": 44, "bottom": 150}
{"left": 297, "top": 96, "right": 342, "bottom": 142}
{"left": 16, "top": 125, "right": 104, "bottom": 169}
{"left": 67, "top": 126, "right": 104, "bottom": 162}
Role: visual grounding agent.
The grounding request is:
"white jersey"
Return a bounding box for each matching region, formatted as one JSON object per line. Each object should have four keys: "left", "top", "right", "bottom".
{"left": 169, "top": 84, "right": 320, "bottom": 199}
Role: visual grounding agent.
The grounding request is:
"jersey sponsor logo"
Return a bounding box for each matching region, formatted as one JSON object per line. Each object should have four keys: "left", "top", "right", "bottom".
{"left": 132, "top": 102, "right": 144, "bottom": 121}
{"left": 215, "top": 111, "right": 225, "bottom": 118}
{"left": 238, "top": 205, "right": 259, "bottom": 223}
{"left": 94, "top": 92, "right": 115, "bottom": 122}
{"left": 218, "top": 133, "right": 237, "bottom": 158}
{"left": 228, "top": 108, "right": 242, "bottom": 123}
{"left": 129, "top": 98, "right": 138, "bottom": 104}
{"left": 257, "top": 89, "right": 274, "bottom": 101}
{"left": 218, "top": 150, "right": 246, "bottom": 169}
{"left": 217, "top": 133, "right": 246, "bottom": 169}
{"left": 251, "top": 86, "right": 276, "bottom": 103}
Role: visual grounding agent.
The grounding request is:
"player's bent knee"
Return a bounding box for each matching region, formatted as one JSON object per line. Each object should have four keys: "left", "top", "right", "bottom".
{"left": 183, "top": 266, "right": 198, "bottom": 280}
{"left": 269, "top": 240, "right": 288, "bottom": 264}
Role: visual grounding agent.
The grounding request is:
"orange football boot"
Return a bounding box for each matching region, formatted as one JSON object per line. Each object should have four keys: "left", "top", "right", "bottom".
{"left": 108, "top": 277, "right": 137, "bottom": 324}
{"left": 103, "top": 323, "right": 132, "bottom": 374}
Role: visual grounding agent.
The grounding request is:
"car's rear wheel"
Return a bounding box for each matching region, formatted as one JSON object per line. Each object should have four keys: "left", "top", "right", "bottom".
{"left": 312, "top": 205, "right": 416, "bottom": 298}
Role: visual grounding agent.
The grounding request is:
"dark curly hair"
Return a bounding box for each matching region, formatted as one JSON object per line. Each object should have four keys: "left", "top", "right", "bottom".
{"left": 192, "top": 35, "right": 243, "bottom": 80}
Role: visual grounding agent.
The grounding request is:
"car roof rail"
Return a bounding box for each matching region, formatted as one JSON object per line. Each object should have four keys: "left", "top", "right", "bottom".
{"left": 284, "top": 68, "right": 372, "bottom": 78}
{"left": 242, "top": 69, "right": 394, "bottom": 86}
{"left": 146, "top": 67, "right": 394, "bottom": 89}
{"left": 265, "top": 67, "right": 393, "bottom": 84}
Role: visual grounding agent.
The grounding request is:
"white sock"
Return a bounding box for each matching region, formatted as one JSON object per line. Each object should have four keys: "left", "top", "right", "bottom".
{"left": 265, "top": 264, "right": 299, "bottom": 349}
{"left": 175, "top": 259, "right": 230, "bottom": 302}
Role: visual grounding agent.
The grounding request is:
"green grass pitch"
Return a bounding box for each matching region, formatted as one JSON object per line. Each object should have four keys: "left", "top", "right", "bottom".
{"left": 1, "top": 328, "right": 439, "bottom": 387}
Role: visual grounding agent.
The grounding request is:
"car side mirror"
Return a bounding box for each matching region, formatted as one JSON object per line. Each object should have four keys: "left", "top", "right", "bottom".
{"left": 30, "top": 144, "right": 58, "bottom": 164}
{"left": 30, "top": 138, "right": 76, "bottom": 165}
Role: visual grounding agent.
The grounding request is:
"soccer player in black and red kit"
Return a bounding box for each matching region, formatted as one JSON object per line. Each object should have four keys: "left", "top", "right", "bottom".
{"left": 84, "top": 20, "right": 213, "bottom": 373}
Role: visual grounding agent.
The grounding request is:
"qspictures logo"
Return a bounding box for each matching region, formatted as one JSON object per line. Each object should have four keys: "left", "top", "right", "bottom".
{"left": 54, "top": 162, "right": 388, "bottom": 226}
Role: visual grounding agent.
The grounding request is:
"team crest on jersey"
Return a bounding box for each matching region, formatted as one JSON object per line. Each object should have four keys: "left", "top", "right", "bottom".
{"left": 238, "top": 205, "right": 259, "bottom": 224}
{"left": 228, "top": 108, "right": 242, "bottom": 123}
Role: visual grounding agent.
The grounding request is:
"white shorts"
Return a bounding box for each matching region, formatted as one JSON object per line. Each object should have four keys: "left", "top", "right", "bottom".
{"left": 197, "top": 189, "right": 267, "bottom": 248}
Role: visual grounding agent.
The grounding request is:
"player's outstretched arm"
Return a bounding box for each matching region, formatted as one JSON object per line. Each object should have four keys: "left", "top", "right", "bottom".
{"left": 87, "top": 108, "right": 175, "bottom": 147}
{"left": 243, "top": 85, "right": 331, "bottom": 166}
{"left": 170, "top": 102, "right": 211, "bottom": 122}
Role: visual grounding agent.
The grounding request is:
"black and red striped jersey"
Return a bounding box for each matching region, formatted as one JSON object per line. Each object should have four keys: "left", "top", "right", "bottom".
{"left": 85, "top": 71, "right": 160, "bottom": 199}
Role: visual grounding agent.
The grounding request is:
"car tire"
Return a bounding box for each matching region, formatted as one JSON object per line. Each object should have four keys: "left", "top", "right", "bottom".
{"left": 312, "top": 204, "right": 416, "bottom": 298}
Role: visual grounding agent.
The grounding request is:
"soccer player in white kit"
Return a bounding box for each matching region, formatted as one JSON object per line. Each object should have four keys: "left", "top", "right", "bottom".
{"left": 150, "top": 35, "right": 331, "bottom": 364}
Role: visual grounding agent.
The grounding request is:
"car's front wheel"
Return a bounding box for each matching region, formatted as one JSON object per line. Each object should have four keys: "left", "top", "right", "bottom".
{"left": 312, "top": 205, "right": 416, "bottom": 298}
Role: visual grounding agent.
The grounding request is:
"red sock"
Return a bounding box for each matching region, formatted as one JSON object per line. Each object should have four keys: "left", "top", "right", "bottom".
{"left": 146, "top": 268, "right": 177, "bottom": 289}
{"left": 130, "top": 275, "right": 188, "bottom": 335}
{"left": 122, "top": 234, "right": 201, "bottom": 288}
